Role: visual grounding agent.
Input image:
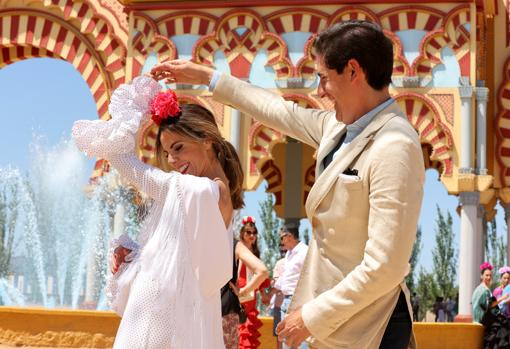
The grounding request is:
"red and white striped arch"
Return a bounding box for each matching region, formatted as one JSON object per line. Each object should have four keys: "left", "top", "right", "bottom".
{"left": 248, "top": 122, "right": 285, "bottom": 177}
{"left": 379, "top": 6, "right": 444, "bottom": 32}
{"left": 248, "top": 94, "right": 320, "bottom": 177}
{"left": 265, "top": 9, "right": 328, "bottom": 34}
{"left": 328, "top": 6, "right": 379, "bottom": 25}
{"left": 495, "top": 57, "right": 510, "bottom": 186}
{"left": 156, "top": 11, "right": 216, "bottom": 38}
{"left": 260, "top": 159, "right": 283, "bottom": 207}
{"left": 395, "top": 93, "right": 454, "bottom": 176}
{"left": 42, "top": 0, "right": 126, "bottom": 86}
{"left": 129, "top": 13, "right": 177, "bottom": 78}
{"left": 0, "top": 2, "right": 128, "bottom": 181}
{"left": 193, "top": 10, "right": 292, "bottom": 79}
{"left": 412, "top": 5, "right": 471, "bottom": 78}
{"left": 0, "top": 9, "right": 120, "bottom": 121}
{"left": 265, "top": 8, "right": 328, "bottom": 79}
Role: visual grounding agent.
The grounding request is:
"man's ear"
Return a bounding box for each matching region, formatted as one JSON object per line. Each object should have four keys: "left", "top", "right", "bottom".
{"left": 348, "top": 59, "right": 362, "bottom": 81}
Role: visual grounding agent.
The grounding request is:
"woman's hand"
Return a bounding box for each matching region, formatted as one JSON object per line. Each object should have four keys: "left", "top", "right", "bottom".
{"left": 228, "top": 281, "right": 240, "bottom": 296}
{"left": 111, "top": 246, "right": 132, "bottom": 274}
{"left": 150, "top": 60, "right": 215, "bottom": 86}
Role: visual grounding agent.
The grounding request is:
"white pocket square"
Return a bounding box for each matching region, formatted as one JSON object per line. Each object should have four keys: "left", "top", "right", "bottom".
{"left": 338, "top": 173, "right": 361, "bottom": 182}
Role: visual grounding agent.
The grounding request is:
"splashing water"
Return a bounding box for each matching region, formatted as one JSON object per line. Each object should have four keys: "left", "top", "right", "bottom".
{"left": 0, "top": 137, "right": 140, "bottom": 308}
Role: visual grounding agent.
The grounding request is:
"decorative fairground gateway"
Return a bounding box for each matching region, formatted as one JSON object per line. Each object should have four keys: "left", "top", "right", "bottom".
{"left": 1, "top": 0, "right": 510, "bottom": 323}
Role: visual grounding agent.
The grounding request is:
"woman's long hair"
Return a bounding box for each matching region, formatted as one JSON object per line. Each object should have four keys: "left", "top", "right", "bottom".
{"left": 155, "top": 103, "right": 244, "bottom": 209}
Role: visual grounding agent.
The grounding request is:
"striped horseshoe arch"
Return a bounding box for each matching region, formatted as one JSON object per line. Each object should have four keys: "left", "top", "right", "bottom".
{"left": 496, "top": 57, "right": 510, "bottom": 186}
{"left": 396, "top": 93, "right": 454, "bottom": 176}
{"left": 412, "top": 6, "right": 470, "bottom": 78}
{"left": 0, "top": 9, "right": 123, "bottom": 121}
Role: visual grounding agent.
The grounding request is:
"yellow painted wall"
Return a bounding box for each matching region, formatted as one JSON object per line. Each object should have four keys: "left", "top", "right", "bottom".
{"left": 0, "top": 307, "right": 484, "bottom": 348}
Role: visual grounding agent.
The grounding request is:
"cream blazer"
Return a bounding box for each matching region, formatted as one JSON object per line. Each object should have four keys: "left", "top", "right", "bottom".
{"left": 214, "top": 74, "right": 425, "bottom": 349}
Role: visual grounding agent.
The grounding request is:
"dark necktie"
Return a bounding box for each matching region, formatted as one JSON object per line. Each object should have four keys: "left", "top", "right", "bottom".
{"left": 322, "top": 133, "right": 346, "bottom": 170}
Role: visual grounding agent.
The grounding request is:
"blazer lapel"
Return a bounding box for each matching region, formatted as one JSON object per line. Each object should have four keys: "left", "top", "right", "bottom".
{"left": 315, "top": 124, "right": 346, "bottom": 176}
{"left": 305, "top": 109, "right": 400, "bottom": 218}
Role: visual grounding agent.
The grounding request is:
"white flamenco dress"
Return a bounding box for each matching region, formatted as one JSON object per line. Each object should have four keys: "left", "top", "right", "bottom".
{"left": 72, "top": 76, "right": 232, "bottom": 349}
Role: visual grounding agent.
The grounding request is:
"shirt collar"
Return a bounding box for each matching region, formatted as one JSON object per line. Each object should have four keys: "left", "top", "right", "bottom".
{"left": 287, "top": 241, "right": 304, "bottom": 256}
{"left": 344, "top": 98, "right": 394, "bottom": 143}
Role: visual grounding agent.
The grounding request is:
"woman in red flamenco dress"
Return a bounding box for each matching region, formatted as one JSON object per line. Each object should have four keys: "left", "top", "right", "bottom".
{"left": 237, "top": 216, "right": 271, "bottom": 349}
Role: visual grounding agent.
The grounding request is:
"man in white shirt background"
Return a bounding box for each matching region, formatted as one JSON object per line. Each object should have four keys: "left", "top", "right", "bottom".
{"left": 270, "top": 224, "right": 309, "bottom": 349}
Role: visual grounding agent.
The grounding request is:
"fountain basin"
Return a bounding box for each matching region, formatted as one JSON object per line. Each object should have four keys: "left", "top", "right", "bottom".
{"left": 0, "top": 307, "right": 484, "bottom": 348}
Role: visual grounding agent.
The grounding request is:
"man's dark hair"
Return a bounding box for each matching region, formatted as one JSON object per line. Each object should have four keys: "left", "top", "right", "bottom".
{"left": 282, "top": 225, "right": 299, "bottom": 240}
{"left": 313, "top": 20, "right": 393, "bottom": 90}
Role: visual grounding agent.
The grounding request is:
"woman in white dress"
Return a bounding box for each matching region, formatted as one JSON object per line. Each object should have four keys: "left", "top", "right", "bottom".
{"left": 72, "top": 76, "right": 244, "bottom": 349}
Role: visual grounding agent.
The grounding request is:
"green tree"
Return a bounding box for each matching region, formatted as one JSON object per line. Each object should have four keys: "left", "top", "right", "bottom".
{"left": 406, "top": 226, "right": 422, "bottom": 293}
{"left": 415, "top": 268, "right": 439, "bottom": 321}
{"left": 258, "top": 191, "right": 282, "bottom": 278}
{"left": 432, "top": 206, "right": 457, "bottom": 299}
{"left": 0, "top": 181, "right": 19, "bottom": 278}
{"left": 485, "top": 218, "right": 506, "bottom": 270}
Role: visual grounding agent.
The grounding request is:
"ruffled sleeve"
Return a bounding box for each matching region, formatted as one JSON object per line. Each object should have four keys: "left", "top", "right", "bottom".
{"left": 105, "top": 234, "right": 140, "bottom": 316}
{"left": 72, "top": 76, "right": 160, "bottom": 159}
{"left": 72, "top": 76, "right": 171, "bottom": 202}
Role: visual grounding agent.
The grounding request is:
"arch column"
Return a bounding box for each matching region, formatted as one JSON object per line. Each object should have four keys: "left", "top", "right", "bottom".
{"left": 457, "top": 192, "right": 481, "bottom": 321}
{"left": 459, "top": 86, "right": 474, "bottom": 173}
{"left": 475, "top": 87, "right": 489, "bottom": 175}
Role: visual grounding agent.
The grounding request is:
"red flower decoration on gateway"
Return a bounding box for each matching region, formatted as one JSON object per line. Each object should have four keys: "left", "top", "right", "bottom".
{"left": 150, "top": 89, "right": 181, "bottom": 126}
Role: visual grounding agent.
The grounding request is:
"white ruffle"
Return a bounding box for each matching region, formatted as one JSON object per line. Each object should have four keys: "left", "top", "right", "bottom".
{"left": 72, "top": 76, "right": 160, "bottom": 159}
{"left": 105, "top": 234, "right": 140, "bottom": 315}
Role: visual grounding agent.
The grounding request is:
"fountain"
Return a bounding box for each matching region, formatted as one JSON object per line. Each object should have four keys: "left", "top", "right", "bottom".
{"left": 0, "top": 136, "right": 140, "bottom": 309}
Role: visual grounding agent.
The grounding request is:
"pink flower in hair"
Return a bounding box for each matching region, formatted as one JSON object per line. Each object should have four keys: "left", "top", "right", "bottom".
{"left": 150, "top": 89, "right": 181, "bottom": 126}
{"left": 499, "top": 266, "right": 510, "bottom": 275}
{"left": 480, "top": 261, "right": 493, "bottom": 272}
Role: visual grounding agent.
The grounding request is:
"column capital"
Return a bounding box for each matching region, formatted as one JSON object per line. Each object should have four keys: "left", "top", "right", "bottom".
{"left": 459, "top": 191, "right": 480, "bottom": 206}
{"left": 475, "top": 87, "right": 489, "bottom": 101}
{"left": 459, "top": 86, "right": 474, "bottom": 99}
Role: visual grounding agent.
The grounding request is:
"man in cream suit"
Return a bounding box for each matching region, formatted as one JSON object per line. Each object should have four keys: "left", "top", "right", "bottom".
{"left": 152, "top": 20, "right": 424, "bottom": 349}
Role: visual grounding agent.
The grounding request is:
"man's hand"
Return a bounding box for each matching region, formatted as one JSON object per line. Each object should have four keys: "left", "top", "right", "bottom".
{"left": 276, "top": 308, "right": 311, "bottom": 348}
{"left": 150, "top": 60, "right": 215, "bottom": 86}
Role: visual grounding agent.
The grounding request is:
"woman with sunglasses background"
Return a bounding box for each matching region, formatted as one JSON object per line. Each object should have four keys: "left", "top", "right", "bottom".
{"left": 237, "top": 216, "right": 271, "bottom": 348}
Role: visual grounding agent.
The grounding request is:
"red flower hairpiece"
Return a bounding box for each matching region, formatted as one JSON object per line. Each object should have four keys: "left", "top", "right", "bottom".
{"left": 480, "top": 261, "right": 493, "bottom": 272}
{"left": 150, "top": 89, "right": 181, "bottom": 126}
{"left": 242, "top": 216, "right": 255, "bottom": 225}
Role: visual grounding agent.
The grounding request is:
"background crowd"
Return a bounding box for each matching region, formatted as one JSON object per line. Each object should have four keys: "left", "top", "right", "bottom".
{"left": 221, "top": 216, "right": 308, "bottom": 349}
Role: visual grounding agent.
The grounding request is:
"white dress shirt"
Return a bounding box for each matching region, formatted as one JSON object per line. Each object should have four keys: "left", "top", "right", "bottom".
{"left": 274, "top": 241, "right": 308, "bottom": 296}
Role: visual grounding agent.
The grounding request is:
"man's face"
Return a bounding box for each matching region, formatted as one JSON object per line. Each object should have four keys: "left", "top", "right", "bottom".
{"left": 315, "top": 55, "right": 354, "bottom": 123}
{"left": 280, "top": 231, "right": 293, "bottom": 250}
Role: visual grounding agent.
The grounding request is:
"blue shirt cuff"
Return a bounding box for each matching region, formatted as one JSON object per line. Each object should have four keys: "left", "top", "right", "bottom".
{"left": 209, "top": 71, "right": 222, "bottom": 92}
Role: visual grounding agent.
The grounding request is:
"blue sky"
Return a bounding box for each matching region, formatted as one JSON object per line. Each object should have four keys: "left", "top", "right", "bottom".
{"left": 0, "top": 57, "right": 506, "bottom": 274}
